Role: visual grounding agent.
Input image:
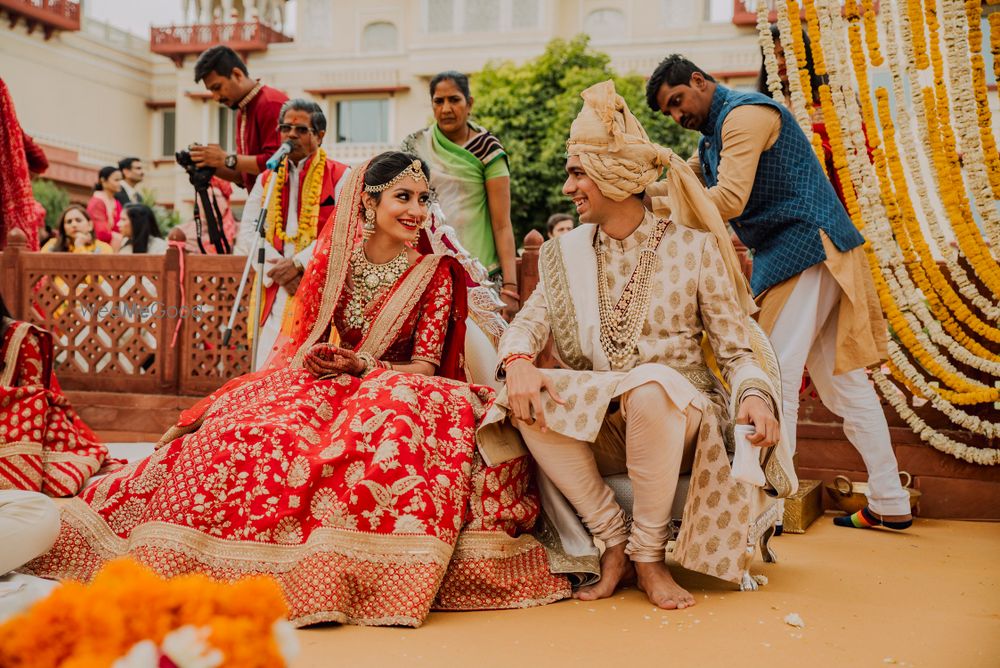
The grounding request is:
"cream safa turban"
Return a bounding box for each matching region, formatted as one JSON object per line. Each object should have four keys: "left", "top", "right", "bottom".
{"left": 566, "top": 80, "right": 755, "bottom": 314}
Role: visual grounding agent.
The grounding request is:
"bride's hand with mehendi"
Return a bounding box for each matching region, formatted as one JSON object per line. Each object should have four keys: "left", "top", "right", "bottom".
{"left": 304, "top": 344, "right": 364, "bottom": 377}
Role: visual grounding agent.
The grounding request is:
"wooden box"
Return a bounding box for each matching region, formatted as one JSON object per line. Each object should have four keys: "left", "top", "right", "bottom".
{"left": 782, "top": 479, "right": 823, "bottom": 533}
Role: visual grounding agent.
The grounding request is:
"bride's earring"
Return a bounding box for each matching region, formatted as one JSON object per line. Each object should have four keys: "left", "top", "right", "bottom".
{"left": 364, "top": 208, "right": 376, "bottom": 237}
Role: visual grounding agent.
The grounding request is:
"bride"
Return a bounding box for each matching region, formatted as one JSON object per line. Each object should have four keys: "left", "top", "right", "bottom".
{"left": 26, "top": 151, "right": 569, "bottom": 627}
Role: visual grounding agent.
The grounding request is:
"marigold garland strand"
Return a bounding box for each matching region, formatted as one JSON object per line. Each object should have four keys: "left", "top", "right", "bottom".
{"left": 883, "top": 0, "right": 1000, "bottom": 322}
{"left": 793, "top": 0, "right": 1000, "bottom": 462}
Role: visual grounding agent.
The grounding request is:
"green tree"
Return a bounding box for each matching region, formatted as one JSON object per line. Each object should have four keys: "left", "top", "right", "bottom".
{"left": 30, "top": 178, "right": 71, "bottom": 230}
{"left": 471, "top": 36, "right": 698, "bottom": 242}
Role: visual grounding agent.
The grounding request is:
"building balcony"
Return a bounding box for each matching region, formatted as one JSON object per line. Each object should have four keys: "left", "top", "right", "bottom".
{"left": 733, "top": 1, "right": 878, "bottom": 27}
{"left": 150, "top": 20, "right": 292, "bottom": 67}
{"left": 0, "top": 0, "right": 80, "bottom": 39}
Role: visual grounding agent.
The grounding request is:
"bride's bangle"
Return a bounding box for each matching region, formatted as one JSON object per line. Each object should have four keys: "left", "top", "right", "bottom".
{"left": 356, "top": 352, "right": 377, "bottom": 376}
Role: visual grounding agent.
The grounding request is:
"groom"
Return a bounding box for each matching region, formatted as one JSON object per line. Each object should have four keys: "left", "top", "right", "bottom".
{"left": 491, "top": 81, "right": 788, "bottom": 610}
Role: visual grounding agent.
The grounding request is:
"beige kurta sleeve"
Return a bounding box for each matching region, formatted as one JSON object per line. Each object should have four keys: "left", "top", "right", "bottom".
{"left": 495, "top": 273, "right": 552, "bottom": 378}
{"left": 651, "top": 106, "right": 781, "bottom": 222}
{"left": 705, "top": 105, "right": 781, "bottom": 221}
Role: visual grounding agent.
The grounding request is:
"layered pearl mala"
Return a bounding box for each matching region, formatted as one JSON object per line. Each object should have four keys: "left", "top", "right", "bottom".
{"left": 345, "top": 245, "right": 409, "bottom": 333}
{"left": 595, "top": 218, "right": 668, "bottom": 369}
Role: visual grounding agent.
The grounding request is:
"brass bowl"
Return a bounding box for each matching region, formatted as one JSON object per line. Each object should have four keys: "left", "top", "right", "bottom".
{"left": 824, "top": 472, "right": 921, "bottom": 515}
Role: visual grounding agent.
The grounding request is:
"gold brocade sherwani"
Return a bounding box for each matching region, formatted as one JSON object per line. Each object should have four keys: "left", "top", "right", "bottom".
{"left": 480, "top": 211, "right": 795, "bottom": 585}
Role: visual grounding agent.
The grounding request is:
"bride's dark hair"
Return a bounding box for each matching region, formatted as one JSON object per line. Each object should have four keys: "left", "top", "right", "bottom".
{"left": 363, "top": 151, "right": 431, "bottom": 202}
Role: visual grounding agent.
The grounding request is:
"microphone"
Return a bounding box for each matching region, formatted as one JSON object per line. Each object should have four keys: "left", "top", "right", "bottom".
{"left": 265, "top": 140, "right": 294, "bottom": 170}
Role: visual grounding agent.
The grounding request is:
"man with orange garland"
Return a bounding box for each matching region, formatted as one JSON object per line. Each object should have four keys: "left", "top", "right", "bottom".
{"left": 235, "top": 99, "right": 350, "bottom": 369}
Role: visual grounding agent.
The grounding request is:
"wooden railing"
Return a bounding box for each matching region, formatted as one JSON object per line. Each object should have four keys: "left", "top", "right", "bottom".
{"left": 150, "top": 20, "right": 292, "bottom": 66}
{"left": 1, "top": 229, "right": 251, "bottom": 396}
{"left": 0, "top": 0, "right": 80, "bottom": 38}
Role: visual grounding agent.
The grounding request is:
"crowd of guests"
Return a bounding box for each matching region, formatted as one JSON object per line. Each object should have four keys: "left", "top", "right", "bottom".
{"left": 33, "top": 154, "right": 168, "bottom": 256}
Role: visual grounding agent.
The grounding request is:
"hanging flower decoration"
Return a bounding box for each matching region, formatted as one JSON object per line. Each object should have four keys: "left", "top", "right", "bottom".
{"left": 789, "top": 0, "right": 1000, "bottom": 464}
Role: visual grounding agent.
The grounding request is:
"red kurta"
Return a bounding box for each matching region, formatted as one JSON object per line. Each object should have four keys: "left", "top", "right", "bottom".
{"left": 236, "top": 84, "right": 288, "bottom": 192}
{"left": 85, "top": 194, "right": 121, "bottom": 244}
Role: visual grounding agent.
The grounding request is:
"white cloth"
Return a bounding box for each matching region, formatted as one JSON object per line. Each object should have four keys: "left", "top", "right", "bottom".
{"left": 768, "top": 263, "right": 911, "bottom": 516}
{"left": 235, "top": 157, "right": 350, "bottom": 369}
{"left": 0, "top": 491, "right": 61, "bottom": 621}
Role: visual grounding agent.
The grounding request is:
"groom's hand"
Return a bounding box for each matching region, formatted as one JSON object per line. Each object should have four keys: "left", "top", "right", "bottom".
{"left": 506, "top": 359, "right": 565, "bottom": 432}
{"left": 736, "top": 395, "right": 779, "bottom": 447}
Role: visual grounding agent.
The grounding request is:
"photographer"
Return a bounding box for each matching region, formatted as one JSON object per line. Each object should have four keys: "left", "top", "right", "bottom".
{"left": 236, "top": 99, "right": 350, "bottom": 369}
{"left": 189, "top": 46, "right": 288, "bottom": 192}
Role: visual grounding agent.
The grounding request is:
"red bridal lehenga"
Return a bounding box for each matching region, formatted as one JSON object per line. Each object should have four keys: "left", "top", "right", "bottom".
{"left": 25, "top": 163, "right": 570, "bottom": 626}
{"left": 0, "top": 321, "right": 110, "bottom": 495}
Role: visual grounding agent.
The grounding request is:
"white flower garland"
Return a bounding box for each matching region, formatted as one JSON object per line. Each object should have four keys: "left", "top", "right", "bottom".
{"left": 809, "top": 0, "right": 1000, "bottom": 457}
{"left": 821, "top": 0, "right": 1000, "bottom": 380}
{"left": 940, "top": 0, "right": 1000, "bottom": 251}
{"left": 776, "top": 0, "right": 815, "bottom": 136}
{"left": 884, "top": 339, "right": 999, "bottom": 439}
{"left": 757, "top": 1, "right": 787, "bottom": 103}
{"left": 883, "top": 0, "right": 1000, "bottom": 323}
{"left": 873, "top": 369, "right": 1000, "bottom": 465}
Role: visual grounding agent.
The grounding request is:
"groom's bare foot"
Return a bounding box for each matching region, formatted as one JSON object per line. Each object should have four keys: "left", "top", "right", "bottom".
{"left": 635, "top": 561, "right": 695, "bottom": 610}
{"left": 574, "top": 542, "right": 635, "bottom": 601}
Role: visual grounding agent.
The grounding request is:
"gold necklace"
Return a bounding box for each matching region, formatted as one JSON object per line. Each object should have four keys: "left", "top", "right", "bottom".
{"left": 595, "top": 218, "right": 670, "bottom": 368}
{"left": 345, "top": 245, "right": 409, "bottom": 332}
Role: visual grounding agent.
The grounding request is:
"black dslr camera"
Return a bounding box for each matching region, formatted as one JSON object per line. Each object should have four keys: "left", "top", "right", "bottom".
{"left": 175, "top": 146, "right": 229, "bottom": 254}
{"left": 175, "top": 147, "right": 216, "bottom": 190}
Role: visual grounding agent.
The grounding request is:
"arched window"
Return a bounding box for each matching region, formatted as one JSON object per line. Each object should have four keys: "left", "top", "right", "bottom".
{"left": 361, "top": 21, "right": 398, "bottom": 52}
{"left": 584, "top": 8, "right": 626, "bottom": 43}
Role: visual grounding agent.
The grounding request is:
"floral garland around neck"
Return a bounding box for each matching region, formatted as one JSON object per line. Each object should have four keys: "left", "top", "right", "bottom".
{"left": 345, "top": 244, "right": 410, "bottom": 333}
{"left": 263, "top": 148, "right": 327, "bottom": 249}
{"left": 595, "top": 218, "right": 669, "bottom": 369}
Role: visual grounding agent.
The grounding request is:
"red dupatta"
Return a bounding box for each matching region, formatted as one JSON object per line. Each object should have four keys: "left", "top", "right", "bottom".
{"left": 0, "top": 79, "right": 45, "bottom": 251}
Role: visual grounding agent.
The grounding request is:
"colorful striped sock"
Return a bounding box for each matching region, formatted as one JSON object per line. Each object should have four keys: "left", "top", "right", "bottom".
{"left": 833, "top": 506, "right": 912, "bottom": 530}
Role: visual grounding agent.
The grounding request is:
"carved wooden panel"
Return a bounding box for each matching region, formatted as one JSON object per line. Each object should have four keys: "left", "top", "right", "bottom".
{"left": 22, "top": 254, "right": 171, "bottom": 393}
{"left": 178, "top": 255, "right": 252, "bottom": 395}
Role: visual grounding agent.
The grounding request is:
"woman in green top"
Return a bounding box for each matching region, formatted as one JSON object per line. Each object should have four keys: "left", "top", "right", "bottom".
{"left": 402, "top": 71, "right": 519, "bottom": 320}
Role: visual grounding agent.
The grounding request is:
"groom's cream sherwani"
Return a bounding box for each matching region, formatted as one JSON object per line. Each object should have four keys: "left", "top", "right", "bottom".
{"left": 481, "top": 210, "right": 796, "bottom": 584}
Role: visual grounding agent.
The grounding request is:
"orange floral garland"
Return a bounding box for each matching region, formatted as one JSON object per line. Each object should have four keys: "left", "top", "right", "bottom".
{"left": 886, "top": 0, "right": 1000, "bottom": 322}
{"left": 263, "top": 147, "right": 328, "bottom": 250}
{"left": 0, "top": 559, "right": 296, "bottom": 668}
{"left": 922, "top": 2, "right": 1000, "bottom": 296}
{"left": 843, "top": 4, "right": 1000, "bottom": 349}
{"left": 907, "top": 0, "right": 930, "bottom": 69}
{"left": 809, "top": 0, "right": 999, "bottom": 405}
{"left": 964, "top": 0, "right": 1000, "bottom": 199}
{"left": 874, "top": 90, "right": 1000, "bottom": 357}
{"left": 860, "top": 0, "right": 882, "bottom": 66}
{"left": 802, "top": 0, "right": 862, "bottom": 224}
{"left": 786, "top": 1, "right": 830, "bottom": 170}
